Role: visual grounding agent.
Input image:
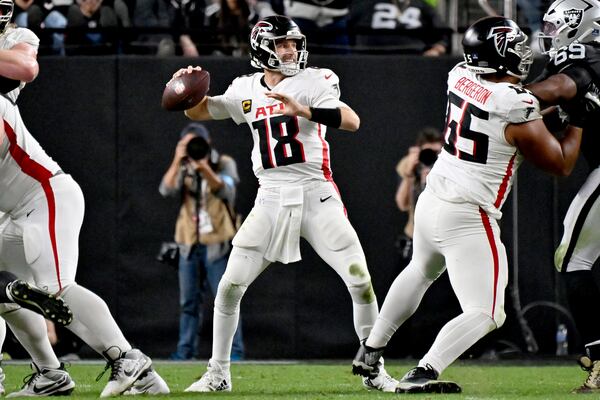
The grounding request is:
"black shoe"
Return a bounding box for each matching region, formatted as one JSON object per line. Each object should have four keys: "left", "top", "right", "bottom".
{"left": 352, "top": 343, "right": 384, "bottom": 378}
{"left": 395, "top": 365, "right": 462, "bottom": 394}
{"left": 7, "top": 281, "right": 73, "bottom": 326}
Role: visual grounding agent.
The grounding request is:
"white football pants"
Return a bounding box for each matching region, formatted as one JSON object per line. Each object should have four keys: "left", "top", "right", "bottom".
{"left": 211, "top": 181, "right": 378, "bottom": 362}
{"left": 367, "top": 188, "right": 505, "bottom": 374}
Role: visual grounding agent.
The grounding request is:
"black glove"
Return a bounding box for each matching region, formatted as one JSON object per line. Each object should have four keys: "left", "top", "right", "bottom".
{"left": 560, "top": 98, "right": 589, "bottom": 127}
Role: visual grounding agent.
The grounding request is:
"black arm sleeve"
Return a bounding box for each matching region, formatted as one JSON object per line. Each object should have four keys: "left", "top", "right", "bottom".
{"left": 561, "top": 65, "right": 594, "bottom": 95}
{"left": 0, "top": 77, "right": 20, "bottom": 94}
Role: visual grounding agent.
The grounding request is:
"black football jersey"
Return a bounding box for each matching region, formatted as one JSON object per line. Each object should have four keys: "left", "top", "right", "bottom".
{"left": 545, "top": 43, "right": 600, "bottom": 170}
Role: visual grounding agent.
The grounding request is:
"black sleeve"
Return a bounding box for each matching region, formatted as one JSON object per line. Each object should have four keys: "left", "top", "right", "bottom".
{"left": 561, "top": 64, "right": 594, "bottom": 96}
{"left": 0, "top": 77, "right": 20, "bottom": 94}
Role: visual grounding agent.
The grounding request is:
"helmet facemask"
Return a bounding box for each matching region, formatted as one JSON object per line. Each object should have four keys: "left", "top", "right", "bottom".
{"left": 0, "top": 0, "right": 13, "bottom": 33}
{"left": 251, "top": 35, "right": 308, "bottom": 76}
{"left": 507, "top": 35, "right": 533, "bottom": 79}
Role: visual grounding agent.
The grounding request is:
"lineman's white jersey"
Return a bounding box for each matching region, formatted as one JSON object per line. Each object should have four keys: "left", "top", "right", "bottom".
{"left": 0, "top": 27, "right": 60, "bottom": 214}
{"left": 207, "top": 67, "right": 346, "bottom": 188}
{"left": 0, "top": 27, "right": 40, "bottom": 103}
{"left": 427, "top": 62, "right": 542, "bottom": 219}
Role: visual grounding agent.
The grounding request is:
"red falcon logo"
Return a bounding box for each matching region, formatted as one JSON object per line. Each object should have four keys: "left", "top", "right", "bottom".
{"left": 487, "top": 26, "right": 517, "bottom": 57}
{"left": 250, "top": 21, "right": 273, "bottom": 50}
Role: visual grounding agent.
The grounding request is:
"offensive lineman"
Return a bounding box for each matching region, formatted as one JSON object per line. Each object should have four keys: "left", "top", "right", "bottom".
{"left": 0, "top": 0, "right": 169, "bottom": 396}
{"left": 353, "top": 16, "right": 582, "bottom": 393}
{"left": 526, "top": 0, "right": 600, "bottom": 392}
{"left": 172, "top": 15, "right": 397, "bottom": 393}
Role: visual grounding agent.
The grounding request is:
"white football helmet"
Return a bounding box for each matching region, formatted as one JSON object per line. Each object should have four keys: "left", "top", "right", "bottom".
{"left": 539, "top": 0, "right": 600, "bottom": 54}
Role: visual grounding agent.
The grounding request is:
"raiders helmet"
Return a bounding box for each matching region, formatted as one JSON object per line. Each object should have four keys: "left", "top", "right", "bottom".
{"left": 249, "top": 15, "right": 308, "bottom": 76}
{"left": 462, "top": 16, "right": 533, "bottom": 80}
{"left": 0, "top": 0, "right": 13, "bottom": 33}
{"left": 539, "top": 0, "right": 600, "bottom": 54}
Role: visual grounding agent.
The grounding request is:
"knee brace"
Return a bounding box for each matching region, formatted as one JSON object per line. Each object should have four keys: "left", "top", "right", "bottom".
{"left": 464, "top": 306, "right": 505, "bottom": 329}
{"left": 214, "top": 278, "right": 248, "bottom": 316}
{"left": 347, "top": 279, "right": 376, "bottom": 305}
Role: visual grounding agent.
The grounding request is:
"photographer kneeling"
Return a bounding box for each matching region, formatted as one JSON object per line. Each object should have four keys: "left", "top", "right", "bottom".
{"left": 395, "top": 128, "right": 443, "bottom": 265}
{"left": 159, "top": 123, "right": 245, "bottom": 361}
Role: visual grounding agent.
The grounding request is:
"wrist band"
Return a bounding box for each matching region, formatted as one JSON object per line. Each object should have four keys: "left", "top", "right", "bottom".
{"left": 309, "top": 107, "right": 342, "bottom": 128}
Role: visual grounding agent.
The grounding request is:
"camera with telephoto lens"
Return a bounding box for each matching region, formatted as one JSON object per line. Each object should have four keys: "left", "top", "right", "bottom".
{"left": 418, "top": 148, "right": 438, "bottom": 167}
{"left": 186, "top": 136, "right": 210, "bottom": 160}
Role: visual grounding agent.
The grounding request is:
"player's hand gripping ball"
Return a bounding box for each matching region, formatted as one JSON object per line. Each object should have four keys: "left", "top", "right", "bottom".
{"left": 162, "top": 67, "right": 210, "bottom": 111}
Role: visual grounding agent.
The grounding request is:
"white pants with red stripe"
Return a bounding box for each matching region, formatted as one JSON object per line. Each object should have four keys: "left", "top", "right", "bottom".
{"left": 0, "top": 173, "right": 84, "bottom": 293}
{"left": 366, "top": 188, "right": 506, "bottom": 374}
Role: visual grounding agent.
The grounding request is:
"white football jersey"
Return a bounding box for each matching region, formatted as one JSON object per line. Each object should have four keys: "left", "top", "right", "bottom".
{"left": 0, "top": 34, "right": 60, "bottom": 214}
{"left": 207, "top": 67, "right": 346, "bottom": 187}
{"left": 0, "top": 27, "right": 40, "bottom": 103}
{"left": 427, "top": 62, "right": 542, "bottom": 219}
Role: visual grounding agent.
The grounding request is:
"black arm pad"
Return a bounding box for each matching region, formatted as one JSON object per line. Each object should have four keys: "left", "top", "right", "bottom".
{"left": 0, "top": 76, "right": 20, "bottom": 94}
{"left": 309, "top": 107, "right": 342, "bottom": 128}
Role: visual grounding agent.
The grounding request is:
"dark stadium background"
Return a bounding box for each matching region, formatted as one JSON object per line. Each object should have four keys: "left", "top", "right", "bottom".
{"left": 10, "top": 55, "right": 597, "bottom": 360}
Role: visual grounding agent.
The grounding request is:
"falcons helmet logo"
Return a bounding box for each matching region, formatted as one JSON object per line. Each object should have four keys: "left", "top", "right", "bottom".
{"left": 250, "top": 21, "right": 273, "bottom": 50}
{"left": 487, "top": 26, "right": 517, "bottom": 57}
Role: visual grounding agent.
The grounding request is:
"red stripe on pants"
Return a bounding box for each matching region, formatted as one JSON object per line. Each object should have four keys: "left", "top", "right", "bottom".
{"left": 479, "top": 207, "right": 499, "bottom": 318}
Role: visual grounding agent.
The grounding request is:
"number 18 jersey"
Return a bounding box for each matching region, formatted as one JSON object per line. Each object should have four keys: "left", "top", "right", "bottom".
{"left": 207, "top": 67, "right": 346, "bottom": 188}
{"left": 427, "top": 62, "right": 542, "bottom": 219}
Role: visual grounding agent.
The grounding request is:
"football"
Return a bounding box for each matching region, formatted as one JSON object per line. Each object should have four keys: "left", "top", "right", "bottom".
{"left": 161, "top": 69, "right": 210, "bottom": 111}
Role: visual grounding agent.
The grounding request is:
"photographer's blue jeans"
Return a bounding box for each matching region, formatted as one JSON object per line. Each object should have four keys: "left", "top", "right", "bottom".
{"left": 173, "top": 244, "right": 244, "bottom": 360}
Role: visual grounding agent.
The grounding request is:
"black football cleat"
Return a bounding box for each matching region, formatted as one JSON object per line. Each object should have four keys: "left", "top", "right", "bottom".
{"left": 395, "top": 365, "right": 462, "bottom": 394}
{"left": 7, "top": 281, "right": 73, "bottom": 326}
{"left": 352, "top": 342, "right": 385, "bottom": 378}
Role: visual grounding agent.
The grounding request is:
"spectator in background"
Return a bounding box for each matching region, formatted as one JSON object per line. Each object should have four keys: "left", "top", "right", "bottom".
{"left": 159, "top": 123, "right": 244, "bottom": 361}
{"left": 206, "top": 0, "right": 258, "bottom": 56}
{"left": 14, "top": 0, "right": 71, "bottom": 55}
{"left": 282, "top": 0, "right": 351, "bottom": 54}
{"left": 517, "top": 0, "right": 542, "bottom": 52}
{"left": 133, "top": 0, "right": 205, "bottom": 56}
{"left": 394, "top": 128, "right": 442, "bottom": 266}
{"left": 65, "top": 0, "right": 131, "bottom": 55}
{"left": 350, "top": 0, "right": 449, "bottom": 55}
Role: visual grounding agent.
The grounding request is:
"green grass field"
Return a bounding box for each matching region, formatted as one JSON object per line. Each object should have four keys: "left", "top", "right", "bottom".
{"left": 0, "top": 360, "right": 589, "bottom": 399}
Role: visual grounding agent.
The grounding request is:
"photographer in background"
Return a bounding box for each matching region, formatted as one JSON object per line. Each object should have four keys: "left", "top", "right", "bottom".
{"left": 395, "top": 127, "right": 443, "bottom": 266}
{"left": 159, "top": 123, "right": 245, "bottom": 361}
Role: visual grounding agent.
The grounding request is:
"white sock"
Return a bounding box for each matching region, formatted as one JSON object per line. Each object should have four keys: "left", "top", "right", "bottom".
{"left": 4, "top": 309, "right": 60, "bottom": 369}
{"left": 60, "top": 284, "right": 131, "bottom": 356}
{"left": 366, "top": 265, "right": 434, "bottom": 348}
{"left": 419, "top": 311, "right": 496, "bottom": 375}
{"left": 353, "top": 301, "right": 379, "bottom": 341}
{"left": 212, "top": 278, "right": 246, "bottom": 364}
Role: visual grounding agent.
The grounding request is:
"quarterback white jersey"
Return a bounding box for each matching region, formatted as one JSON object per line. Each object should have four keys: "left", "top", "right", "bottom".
{"left": 207, "top": 67, "right": 346, "bottom": 187}
{"left": 427, "top": 62, "right": 542, "bottom": 219}
{"left": 0, "top": 27, "right": 40, "bottom": 103}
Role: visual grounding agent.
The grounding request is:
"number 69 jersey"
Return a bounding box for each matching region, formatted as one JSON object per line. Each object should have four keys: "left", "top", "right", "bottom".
{"left": 426, "top": 62, "right": 542, "bottom": 219}
{"left": 207, "top": 68, "right": 346, "bottom": 188}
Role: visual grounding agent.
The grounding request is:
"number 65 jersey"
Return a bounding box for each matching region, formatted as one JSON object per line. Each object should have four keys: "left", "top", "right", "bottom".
{"left": 207, "top": 67, "right": 346, "bottom": 188}
{"left": 427, "top": 62, "right": 542, "bottom": 219}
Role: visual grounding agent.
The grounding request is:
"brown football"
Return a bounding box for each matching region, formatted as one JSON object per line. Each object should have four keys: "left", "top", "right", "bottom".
{"left": 161, "top": 69, "right": 210, "bottom": 111}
